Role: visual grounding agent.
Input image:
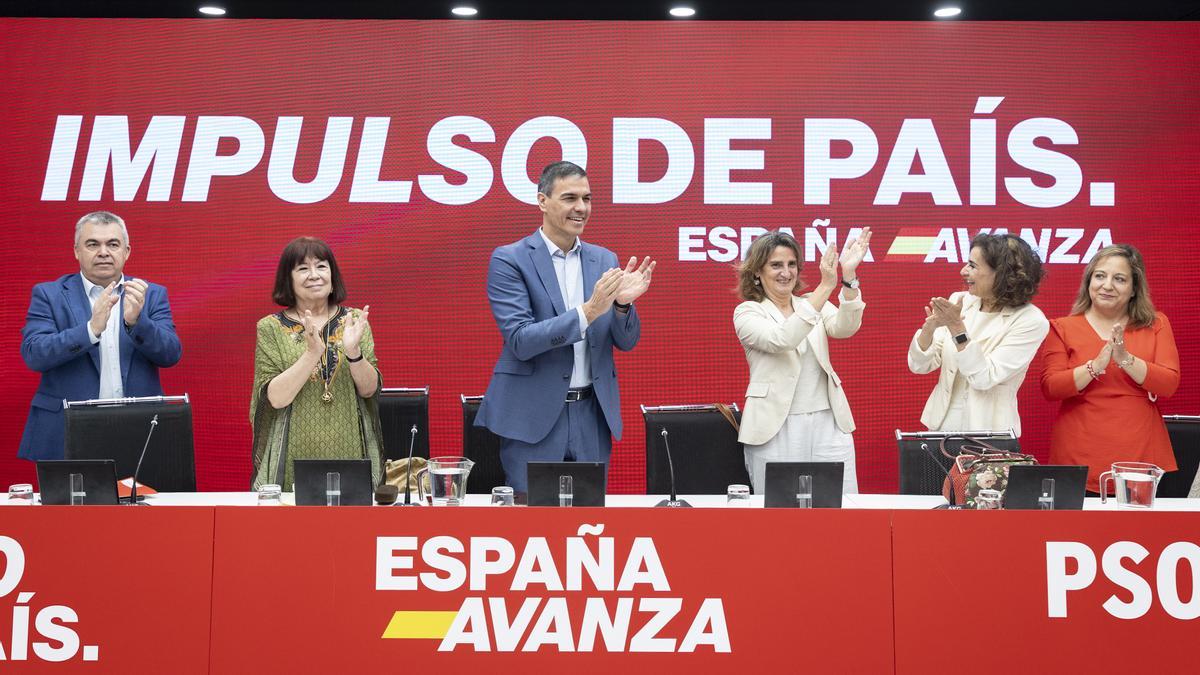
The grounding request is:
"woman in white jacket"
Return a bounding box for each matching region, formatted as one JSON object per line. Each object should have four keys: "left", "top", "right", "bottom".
{"left": 908, "top": 233, "right": 1048, "bottom": 436}
{"left": 734, "top": 229, "right": 871, "bottom": 495}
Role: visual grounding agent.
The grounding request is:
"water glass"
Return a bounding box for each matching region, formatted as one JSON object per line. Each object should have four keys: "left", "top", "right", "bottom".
{"left": 727, "top": 484, "right": 751, "bottom": 507}
{"left": 257, "top": 484, "right": 283, "bottom": 506}
{"left": 976, "top": 489, "right": 1002, "bottom": 510}
{"left": 795, "top": 474, "right": 813, "bottom": 509}
{"left": 1038, "top": 478, "right": 1056, "bottom": 511}
{"left": 491, "top": 486, "right": 515, "bottom": 506}
{"left": 7, "top": 483, "right": 34, "bottom": 505}
{"left": 69, "top": 473, "right": 86, "bottom": 506}
{"left": 325, "top": 471, "right": 341, "bottom": 507}
{"left": 558, "top": 475, "right": 574, "bottom": 507}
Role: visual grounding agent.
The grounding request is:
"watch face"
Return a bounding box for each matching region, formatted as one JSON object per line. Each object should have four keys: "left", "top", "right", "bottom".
{"left": 954, "top": 333, "right": 969, "bottom": 345}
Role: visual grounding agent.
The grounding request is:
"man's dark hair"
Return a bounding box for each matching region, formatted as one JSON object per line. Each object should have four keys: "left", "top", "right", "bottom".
{"left": 537, "top": 161, "right": 587, "bottom": 198}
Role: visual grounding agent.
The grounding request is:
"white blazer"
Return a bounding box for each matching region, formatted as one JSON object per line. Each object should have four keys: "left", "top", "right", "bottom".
{"left": 907, "top": 291, "right": 1048, "bottom": 436}
{"left": 734, "top": 291, "right": 865, "bottom": 446}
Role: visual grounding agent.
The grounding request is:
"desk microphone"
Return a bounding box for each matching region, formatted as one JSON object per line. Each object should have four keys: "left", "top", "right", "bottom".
{"left": 125, "top": 414, "right": 158, "bottom": 506}
{"left": 401, "top": 424, "right": 419, "bottom": 506}
{"left": 655, "top": 428, "right": 691, "bottom": 508}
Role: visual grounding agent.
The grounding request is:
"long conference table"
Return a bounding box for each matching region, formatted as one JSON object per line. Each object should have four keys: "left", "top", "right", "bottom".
{"left": 1, "top": 493, "right": 1197, "bottom": 673}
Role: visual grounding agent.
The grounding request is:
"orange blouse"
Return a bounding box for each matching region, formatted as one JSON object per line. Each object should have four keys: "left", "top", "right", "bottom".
{"left": 1040, "top": 313, "right": 1180, "bottom": 491}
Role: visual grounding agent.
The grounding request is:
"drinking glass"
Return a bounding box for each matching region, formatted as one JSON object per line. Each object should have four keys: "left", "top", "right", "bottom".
{"left": 325, "top": 471, "right": 341, "bottom": 507}
{"left": 976, "top": 489, "right": 1002, "bottom": 510}
{"left": 257, "top": 484, "right": 283, "bottom": 506}
{"left": 795, "top": 474, "right": 813, "bottom": 509}
{"left": 69, "top": 473, "right": 86, "bottom": 506}
{"left": 7, "top": 484, "right": 34, "bottom": 505}
{"left": 1038, "top": 478, "right": 1056, "bottom": 511}
{"left": 491, "top": 486, "right": 515, "bottom": 506}
{"left": 726, "top": 484, "right": 751, "bottom": 507}
{"left": 558, "top": 475, "right": 574, "bottom": 507}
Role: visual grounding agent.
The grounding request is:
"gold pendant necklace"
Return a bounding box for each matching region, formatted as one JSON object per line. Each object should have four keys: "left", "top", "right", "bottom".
{"left": 298, "top": 308, "right": 342, "bottom": 404}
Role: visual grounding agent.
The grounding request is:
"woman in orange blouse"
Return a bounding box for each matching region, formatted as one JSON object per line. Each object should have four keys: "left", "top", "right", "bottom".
{"left": 1041, "top": 244, "right": 1180, "bottom": 493}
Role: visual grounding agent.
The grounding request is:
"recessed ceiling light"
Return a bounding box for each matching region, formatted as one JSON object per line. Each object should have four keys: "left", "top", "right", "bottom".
{"left": 933, "top": 7, "right": 962, "bottom": 18}
{"left": 451, "top": 6, "right": 478, "bottom": 16}
{"left": 669, "top": 7, "right": 696, "bottom": 17}
{"left": 198, "top": 6, "right": 226, "bottom": 15}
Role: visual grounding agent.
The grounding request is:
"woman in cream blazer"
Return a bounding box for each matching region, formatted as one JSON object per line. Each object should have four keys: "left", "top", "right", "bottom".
{"left": 734, "top": 229, "right": 871, "bottom": 495}
{"left": 908, "top": 233, "right": 1048, "bottom": 436}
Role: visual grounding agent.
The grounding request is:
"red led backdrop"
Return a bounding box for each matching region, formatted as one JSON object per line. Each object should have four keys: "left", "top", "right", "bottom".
{"left": 1, "top": 19, "right": 1197, "bottom": 492}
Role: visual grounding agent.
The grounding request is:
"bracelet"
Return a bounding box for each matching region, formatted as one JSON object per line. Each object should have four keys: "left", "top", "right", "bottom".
{"left": 1085, "top": 360, "right": 1105, "bottom": 380}
{"left": 1117, "top": 354, "right": 1135, "bottom": 369}
{"left": 613, "top": 301, "right": 632, "bottom": 311}
{"left": 345, "top": 352, "right": 364, "bottom": 363}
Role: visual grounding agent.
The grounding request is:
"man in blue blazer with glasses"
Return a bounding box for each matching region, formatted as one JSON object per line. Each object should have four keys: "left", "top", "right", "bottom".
{"left": 475, "top": 161, "right": 655, "bottom": 494}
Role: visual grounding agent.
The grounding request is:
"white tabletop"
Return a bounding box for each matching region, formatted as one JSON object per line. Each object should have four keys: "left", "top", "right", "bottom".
{"left": 8, "top": 492, "right": 1200, "bottom": 510}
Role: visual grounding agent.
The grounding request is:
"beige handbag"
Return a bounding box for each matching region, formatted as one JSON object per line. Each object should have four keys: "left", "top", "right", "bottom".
{"left": 385, "top": 457, "right": 428, "bottom": 492}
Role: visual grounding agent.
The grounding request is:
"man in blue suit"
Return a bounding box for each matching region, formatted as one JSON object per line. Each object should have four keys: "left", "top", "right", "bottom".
{"left": 19, "top": 211, "right": 182, "bottom": 460}
{"left": 475, "top": 162, "right": 655, "bottom": 494}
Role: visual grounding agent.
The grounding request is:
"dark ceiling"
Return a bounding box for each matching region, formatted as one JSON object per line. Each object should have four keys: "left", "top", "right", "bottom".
{"left": 3, "top": 0, "right": 1200, "bottom": 21}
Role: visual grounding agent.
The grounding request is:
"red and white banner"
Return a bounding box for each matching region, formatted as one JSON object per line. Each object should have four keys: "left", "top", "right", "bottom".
{"left": 1, "top": 20, "right": 1198, "bottom": 491}
{"left": 210, "top": 507, "right": 895, "bottom": 671}
{"left": 0, "top": 508, "right": 214, "bottom": 672}
{"left": 892, "top": 511, "right": 1200, "bottom": 673}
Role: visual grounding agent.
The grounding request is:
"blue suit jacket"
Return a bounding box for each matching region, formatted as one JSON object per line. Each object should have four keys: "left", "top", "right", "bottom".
{"left": 19, "top": 273, "right": 182, "bottom": 460}
{"left": 475, "top": 232, "right": 640, "bottom": 445}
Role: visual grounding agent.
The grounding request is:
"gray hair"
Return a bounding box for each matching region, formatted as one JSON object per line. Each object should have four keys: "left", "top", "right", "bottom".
{"left": 537, "top": 161, "right": 587, "bottom": 198}
{"left": 74, "top": 211, "right": 129, "bottom": 247}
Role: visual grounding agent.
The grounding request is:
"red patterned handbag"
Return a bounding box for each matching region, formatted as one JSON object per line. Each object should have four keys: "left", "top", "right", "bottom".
{"left": 941, "top": 437, "right": 1037, "bottom": 508}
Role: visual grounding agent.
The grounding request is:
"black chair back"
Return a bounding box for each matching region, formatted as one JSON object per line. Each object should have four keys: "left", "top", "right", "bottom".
{"left": 896, "top": 429, "right": 1019, "bottom": 495}
{"left": 1159, "top": 415, "right": 1200, "bottom": 498}
{"left": 378, "top": 387, "right": 430, "bottom": 461}
{"left": 461, "top": 395, "right": 506, "bottom": 494}
{"left": 642, "top": 404, "right": 748, "bottom": 495}
{"left": 65, "top": 396, "right": 196, "bottom": 492}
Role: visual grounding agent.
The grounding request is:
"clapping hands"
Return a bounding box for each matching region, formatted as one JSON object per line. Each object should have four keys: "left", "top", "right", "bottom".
{"left": 615, "top": 256, "right": 655, "bottom": 306}
{"left": 342, "top": 306, "right": 370, "bottom": 359}
{"left": 839, "top": 227, "right": 872, "bottom": 277}
{"left": 924, "top": 296, "right": 965, "bottom": 329}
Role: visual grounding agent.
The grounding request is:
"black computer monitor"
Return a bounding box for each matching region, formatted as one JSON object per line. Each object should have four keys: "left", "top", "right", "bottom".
{"left": 527, "top": 462, "right": 606, "bottom": 507}
{"left": 1004, "top": 465, "right": 1088, "bottom": 510}
{"left": 764, "top": 462, "right": 844, "bottom": 508}
{"left": 36, "top": 459, "right": 120, "bottom": 505}
{"left": 293, "top": 459, "right": 374, "bottom": 506}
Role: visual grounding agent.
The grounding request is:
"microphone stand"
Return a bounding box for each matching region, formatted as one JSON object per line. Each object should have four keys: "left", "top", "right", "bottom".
{"left": 125, "top": 414, "right": 158, "bottom": 506}
{"left": 655, "top": 428, "right": 692, "bottom": 507}
{"left": 401, "top": 425, "right": 419, "bottom": 506}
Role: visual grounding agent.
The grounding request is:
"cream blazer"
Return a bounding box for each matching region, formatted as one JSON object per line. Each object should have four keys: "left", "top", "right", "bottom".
{"left": 735, "top": 291, "right": 865, "bottom": 446}
{"left": 907, "top": 291, "right": 1048, "bottom": 437}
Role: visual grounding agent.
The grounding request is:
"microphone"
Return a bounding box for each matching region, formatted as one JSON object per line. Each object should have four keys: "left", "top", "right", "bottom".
{"left": 125, "top": 414, "right": 158, "bottom": 506}
{"left": 655, "top": 428, "right": 692, "bottom": 508}
{"left": 401, "top": 424, "right": 419, "bottom": 506}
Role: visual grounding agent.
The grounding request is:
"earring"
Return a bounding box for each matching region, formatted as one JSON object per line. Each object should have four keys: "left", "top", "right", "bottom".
{"left": 754, "top": 278, "right": 761, "bottom": 285}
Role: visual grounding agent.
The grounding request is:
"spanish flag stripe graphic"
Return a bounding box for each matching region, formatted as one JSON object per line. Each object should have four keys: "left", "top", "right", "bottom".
{"left": 886, "top": 228, "right": 943, "bottom": 258}
{"left": 886, "top": 238, "right": 937, "bottom": 255}
{"left": 381, "top": 611, "right": 459, "bottom": 639}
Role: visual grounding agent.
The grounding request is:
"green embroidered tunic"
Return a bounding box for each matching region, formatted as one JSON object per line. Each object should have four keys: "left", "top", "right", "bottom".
{"left": 250, "top": 307, "right": 384, "bottom": 490}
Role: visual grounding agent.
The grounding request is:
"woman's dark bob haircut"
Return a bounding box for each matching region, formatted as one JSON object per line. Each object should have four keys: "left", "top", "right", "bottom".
{"left": 271, "top": 236, "right": 347, "bottom": 308}
{"left": 970, "top": 233, "right": 1045, "bottom": 309}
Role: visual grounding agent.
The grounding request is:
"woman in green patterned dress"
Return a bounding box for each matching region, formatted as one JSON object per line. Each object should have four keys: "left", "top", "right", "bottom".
{"left": 251, "top": 237, "right": 384, "bottom": 490}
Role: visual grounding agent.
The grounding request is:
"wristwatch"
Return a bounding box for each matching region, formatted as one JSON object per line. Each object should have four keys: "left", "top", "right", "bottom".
{"left": 953, "top": 331, "right": 969, "bottom": 346}
{"left": 842, "top": 277, "right": 860, "bottom": 290}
